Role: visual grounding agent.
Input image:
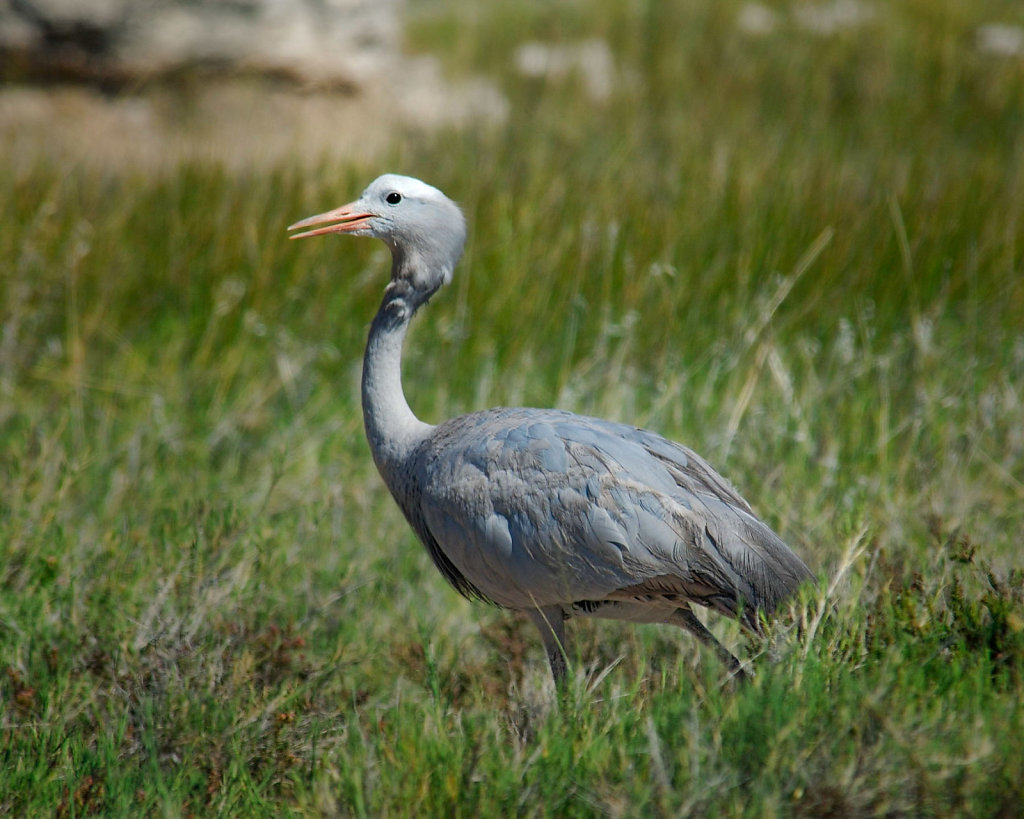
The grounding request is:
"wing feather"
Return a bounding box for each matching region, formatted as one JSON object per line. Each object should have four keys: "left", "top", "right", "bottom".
{"left": 406, "top": 408, "right": 812, "bottom": 617}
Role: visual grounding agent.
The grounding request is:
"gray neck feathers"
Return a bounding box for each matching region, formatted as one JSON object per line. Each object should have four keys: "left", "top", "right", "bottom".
{"left": 361, "top": 281, "right": 434, "bottom": 484}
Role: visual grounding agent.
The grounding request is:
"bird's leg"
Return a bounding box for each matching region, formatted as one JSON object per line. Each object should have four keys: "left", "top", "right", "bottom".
{"left": 526, "top": 606, "right": 569, "bottom": 689}
{"left": 667, "top": 607, "right": 748, "bottom": 680}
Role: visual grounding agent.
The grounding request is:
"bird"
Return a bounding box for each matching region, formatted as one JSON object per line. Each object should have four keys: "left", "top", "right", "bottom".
{"left": 288, "top": 174, "right": 813, "bottom": 688}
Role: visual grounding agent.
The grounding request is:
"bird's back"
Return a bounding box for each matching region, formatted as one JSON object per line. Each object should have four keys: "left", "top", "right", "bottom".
{"left": 386, "top": 407, "right": 812, "bottom": 627}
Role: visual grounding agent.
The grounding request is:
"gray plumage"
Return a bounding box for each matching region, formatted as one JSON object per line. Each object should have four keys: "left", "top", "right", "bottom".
{"left": 289, "top": 174, "right": 813, "bottom": 686}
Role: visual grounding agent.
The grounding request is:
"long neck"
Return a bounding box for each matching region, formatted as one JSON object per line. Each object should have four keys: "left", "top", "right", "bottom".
{"left": 361, "top": 281, "right": 434, "bottom": 482}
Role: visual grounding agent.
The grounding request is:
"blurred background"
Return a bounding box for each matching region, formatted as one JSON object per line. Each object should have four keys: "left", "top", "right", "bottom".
{"left": 2, "top": 1, "right": 1024, "bottom": 814}
{"left": 0, "top": 0, "right": 506, "bottom": 168}
{"left": 4, "top": 0, "right": 1020, "bottom": 560}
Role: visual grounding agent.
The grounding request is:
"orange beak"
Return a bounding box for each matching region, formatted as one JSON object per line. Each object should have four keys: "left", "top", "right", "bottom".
{"left": 287, "top": 203, "right": 375, "bottom": 239}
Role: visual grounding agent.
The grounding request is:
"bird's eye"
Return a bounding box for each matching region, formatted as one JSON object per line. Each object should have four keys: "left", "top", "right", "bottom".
{"left": 386, "top": 192, "right": 402, "bottom": 205}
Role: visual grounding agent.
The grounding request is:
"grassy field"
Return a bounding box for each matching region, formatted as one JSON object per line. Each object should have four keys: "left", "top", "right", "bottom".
{"left": 3, "top": 0, "right": 1024, "bottom": 814}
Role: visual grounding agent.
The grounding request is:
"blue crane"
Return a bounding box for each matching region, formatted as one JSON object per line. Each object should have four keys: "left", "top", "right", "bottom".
{"left": 289, "top": 174, "right": 813, "bottom": 686}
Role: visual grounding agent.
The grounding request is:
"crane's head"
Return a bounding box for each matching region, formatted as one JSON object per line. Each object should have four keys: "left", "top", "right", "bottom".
{"left": 288, "top": 174, "right": 467, "bottom": 297}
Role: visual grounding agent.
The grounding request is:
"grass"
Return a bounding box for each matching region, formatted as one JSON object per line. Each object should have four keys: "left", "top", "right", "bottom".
{"left": 2, "top": 0, "right": 1024, "bottom": 814}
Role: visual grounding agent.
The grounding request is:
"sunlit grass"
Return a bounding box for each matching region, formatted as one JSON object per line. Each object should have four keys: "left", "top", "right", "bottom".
{"left": 2, "top": 0, "right": 1023, "bottom": 814}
